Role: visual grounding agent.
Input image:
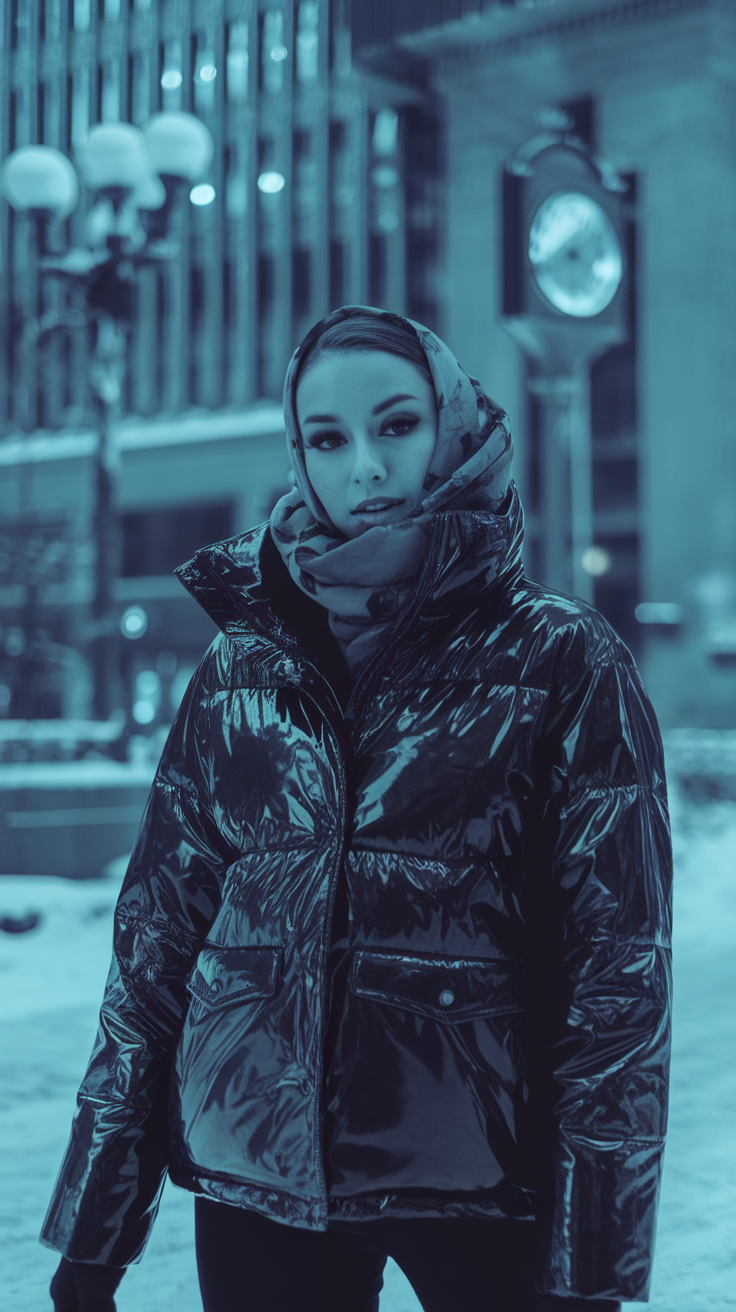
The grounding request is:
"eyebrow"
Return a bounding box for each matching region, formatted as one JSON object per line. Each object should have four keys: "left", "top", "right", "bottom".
{"left": 302, "top": 393, "right": 418, "bottom": 425}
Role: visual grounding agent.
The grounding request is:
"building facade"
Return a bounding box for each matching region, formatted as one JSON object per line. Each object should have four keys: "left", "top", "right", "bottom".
{"left": 0, "top": 0, "right": 442, "bottom": 728}
{"left": 1, "top": 0, "right": 735, "bottom": 733}
{"left": 353, "top": 0, "right": 736, "bottom": 729}
{"left": 1, "top": 0, "right": 443, "bottom": 425}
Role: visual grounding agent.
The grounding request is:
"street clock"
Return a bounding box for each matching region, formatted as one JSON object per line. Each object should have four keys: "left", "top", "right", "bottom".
{"left": 500, "top": 128, "right": 634, "bottom": 603}
{"left": 528, "top": 191, "right": 623, "bottom": 318}
{"left": 502, "top": 133, "right": 631, "bottom": 368}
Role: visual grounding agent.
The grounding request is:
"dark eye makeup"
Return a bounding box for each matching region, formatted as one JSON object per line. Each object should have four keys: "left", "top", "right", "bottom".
{"left": 381, "top": 413, "right": 421, "bottom": 436}
{"left": 305, "top": 430, "right": 345, "bottom": 451}
{"left": 305, "top": 412, "right": 421, "bottom": 451}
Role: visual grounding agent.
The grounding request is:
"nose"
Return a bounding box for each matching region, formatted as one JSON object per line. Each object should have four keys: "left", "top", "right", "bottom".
{"left": 351, "top": 439, "right": 387, "bottom": 485}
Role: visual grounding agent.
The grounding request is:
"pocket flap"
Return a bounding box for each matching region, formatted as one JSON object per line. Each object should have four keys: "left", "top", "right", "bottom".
{"left": 187, "top": 945, "right": 282, "bottom": 1010}
{"left": 351, "top": 949, "right": 523, "bottom": 1023}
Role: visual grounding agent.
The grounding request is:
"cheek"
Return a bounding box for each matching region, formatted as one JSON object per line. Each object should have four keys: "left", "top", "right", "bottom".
{"left": 305, "top": 457, "right": 340, "bottom": 502}
{"left": 411, "top": 430, "right": 438, "bottom": 486}
{"left": 303, "top": 454, "right": 322, "bottom": 490}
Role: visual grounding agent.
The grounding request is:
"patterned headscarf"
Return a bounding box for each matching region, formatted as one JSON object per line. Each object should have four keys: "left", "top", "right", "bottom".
{"left": 270, "top": 306, "right": 514, "bottom": 676}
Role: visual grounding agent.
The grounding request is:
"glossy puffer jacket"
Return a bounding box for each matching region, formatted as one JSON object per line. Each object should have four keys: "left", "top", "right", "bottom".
{"left": 41, "top": 488, "right": 672, "bottom": 1302}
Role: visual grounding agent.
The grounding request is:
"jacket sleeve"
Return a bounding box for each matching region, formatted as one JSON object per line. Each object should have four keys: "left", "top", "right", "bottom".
{"left": 530, "top": 618, "right": 673, "bottom": 1303}
{"left": 40, "top": 641, "right": 236, "bottom": 1265}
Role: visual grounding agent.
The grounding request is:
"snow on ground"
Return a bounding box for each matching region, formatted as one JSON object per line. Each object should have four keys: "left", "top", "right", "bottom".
{"left": 1, "top": 740, "right": 735, "bottom": 1311}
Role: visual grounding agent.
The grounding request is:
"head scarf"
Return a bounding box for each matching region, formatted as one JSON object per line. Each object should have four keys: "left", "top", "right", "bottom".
{"left": 269, "top": 306, "right": 513, "bottom": 676}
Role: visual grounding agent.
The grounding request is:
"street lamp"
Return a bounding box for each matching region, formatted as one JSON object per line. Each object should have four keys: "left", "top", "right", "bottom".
{"left": 145, "top": 111, "right": 214, "bottom": 182}
{"left": 1, "top": 145, "right": 79, "bottom": 220}
{"left": 1, "top": 112, "right": 215, "bottom": 727}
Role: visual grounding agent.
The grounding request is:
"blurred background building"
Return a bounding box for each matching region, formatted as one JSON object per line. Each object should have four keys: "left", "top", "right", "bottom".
{"left": 1, "top": 0, "right": 735, "bottom": 873}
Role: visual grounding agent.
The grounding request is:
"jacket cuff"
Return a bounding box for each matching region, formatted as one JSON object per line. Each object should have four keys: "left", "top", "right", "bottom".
{"left": 537, "top": 1132, "right": 665, "bottom": 1301}
{"left": 40, "top": 1097, "right": 168, "bottom": 1265}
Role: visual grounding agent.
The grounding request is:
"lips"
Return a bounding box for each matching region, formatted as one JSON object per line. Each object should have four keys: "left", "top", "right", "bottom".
{"left": 351, "top": 497, "right": 405, "bottom": 514}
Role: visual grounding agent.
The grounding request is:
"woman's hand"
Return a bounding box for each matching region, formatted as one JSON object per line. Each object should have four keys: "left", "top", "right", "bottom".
{"left": 50, "top": 1257, "right": 125, "bottom": 1312}
{"left": 537, "top": 1298, "right": 622, "bottom": 1311}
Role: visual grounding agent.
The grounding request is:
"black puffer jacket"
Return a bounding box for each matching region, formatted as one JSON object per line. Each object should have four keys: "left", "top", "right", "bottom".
{"left": 41, "top": 490, "right": 672, "bottom": 1302}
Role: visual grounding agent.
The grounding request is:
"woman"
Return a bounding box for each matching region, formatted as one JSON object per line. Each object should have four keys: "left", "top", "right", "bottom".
{"left": 44, "top": 307, "right": 672, "bottom": 1312}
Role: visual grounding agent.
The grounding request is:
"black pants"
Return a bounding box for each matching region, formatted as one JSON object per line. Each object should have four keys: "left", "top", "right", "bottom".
{"left": 194, "top": 1196, "right": 541, "bottom": 1312}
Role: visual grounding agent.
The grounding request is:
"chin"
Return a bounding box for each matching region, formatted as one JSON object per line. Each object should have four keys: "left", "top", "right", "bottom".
{"left": 343, "top": 521, "right": 369, "bottom": 539}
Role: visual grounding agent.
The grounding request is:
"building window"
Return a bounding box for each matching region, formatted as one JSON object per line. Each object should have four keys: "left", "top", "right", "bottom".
{"left": 65, "top": 74, "right": 73, "bottom": 151}
{"left": 225, "top": 143, "right": 247, "bottom": 219}
{"left": 121, "top": 501, "right": 235, "bottom": 578}
{"left": 329, "top": 239, "right": 345, "bottom": 309}
{"left": 193, "top": 32, "right": 217, "bottom": 115}
{"left": 100, "top": 62, "right": 121, "bottom": 122}
{"left": 8, "top": 90, "right": 18, "bottom": 151}
{"left": 329, "top": 118, "right": 352, "bottom": 277}
{"left": 296, "top": 2, "right": 319, "bottom": 83}
{"left": 10, "top": 86, "right": 30, "bottom": 149}
{"left": 403, "top": 104, "right": 443, "bottom": 329}
{"left": 155, "top": 269, "right": 166, "bottom": 407}
{"left": 189, "top": 265, "right": 206, "bottom": 401}
{"left": 223, "top": 258, "right": 235, "bottom": 330}
{"left": 160, "top": 39, "right": 183, "bottom": 112}
{"left": 293, "top": 129, "right": 317, "bottom": 247}
{"left": 190, "top": 265, "right": 206, "bottom": 331}
{"left": 590, "top": 532, "right": 639, "bottom": 651}
{"left": 44, "top": 0, "right": 61, "bottom": 42}
{"left": 130, "top": 51, "right": 149, "bottom": 125}
{"left": 257, "top": 253, "right": 275, "bottom": 395}
{"left": 72, "top": 0, "right": 91, "bottom": 33}
{"left": 70, "top": 67, "right": 89, "bottom": 147}
{"left": 590, "top": 339, "right": 640, "bottom": 652}
{"left": 226, "top": 21, "right": 249, "bottom": 104}
{"left": 368, "top": 232, "right": 387, "bottom": 307}
{"left": 37, "top": 84, "right": 47, "bottom": 144}
{"left": 257, "top": 253, "right": 274, "bottom": 317}
{"left": 368, "top": 107, "right": 401, "bottom": 305}
{"left": 372, "top": 107, "right": 398, "bottom": 157}
{"left": 261, "top": 8, "right": 286, "bottom": 95}
{"left": 292, "top": 247, "right": 311, "bottom": 316}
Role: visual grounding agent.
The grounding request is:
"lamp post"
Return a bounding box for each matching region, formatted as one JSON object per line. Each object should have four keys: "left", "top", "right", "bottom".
{"left": 1, "top": 113, "right": 214, "bottom": 725}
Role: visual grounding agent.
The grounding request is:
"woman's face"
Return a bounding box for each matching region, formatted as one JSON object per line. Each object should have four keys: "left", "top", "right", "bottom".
{"left": 296, "top": 350, "right": 438, "bottom": 539}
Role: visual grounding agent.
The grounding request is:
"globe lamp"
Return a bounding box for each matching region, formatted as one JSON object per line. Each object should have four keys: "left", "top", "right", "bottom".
{"left": 143, "top": 112, "right": 214, "bottom": 182}
{"left": 0, "top": 145, "right": 79, "bottom": 217}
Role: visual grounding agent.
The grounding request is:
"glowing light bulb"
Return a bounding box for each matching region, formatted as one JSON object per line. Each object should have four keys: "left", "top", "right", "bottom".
{"left": 257, "top": 171, "right": 285, "bottom": 194}
{"left": 190, "top": 182, "right": 216, "bottom": 205}
{"left": 580, "top": 546, "right": 612, "bottom": 577}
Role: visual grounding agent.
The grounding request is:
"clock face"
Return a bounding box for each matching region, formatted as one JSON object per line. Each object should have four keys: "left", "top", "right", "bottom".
{"left": 528, "top": 191, "right": 623, "bottom": 318}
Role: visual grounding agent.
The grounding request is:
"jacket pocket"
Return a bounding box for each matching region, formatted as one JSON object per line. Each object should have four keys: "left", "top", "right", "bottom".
{"left": 350, "top": 948, "right": 523, "bottom": 1024}
{"left": 186, "top": 944, "right": 282, "bottom": 1011}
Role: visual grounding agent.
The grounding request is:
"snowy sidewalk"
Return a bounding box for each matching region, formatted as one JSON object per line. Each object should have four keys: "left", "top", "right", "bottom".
{"left": 1, "top": 786, "right": 735, "bottom": 1311}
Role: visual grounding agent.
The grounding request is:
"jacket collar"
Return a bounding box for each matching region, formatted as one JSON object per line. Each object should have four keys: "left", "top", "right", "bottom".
{"left": 175, "top": 521, "right": 275, "bottom": 642}
{"left": 175, "top": 484, "right": 525, "bottom": 649}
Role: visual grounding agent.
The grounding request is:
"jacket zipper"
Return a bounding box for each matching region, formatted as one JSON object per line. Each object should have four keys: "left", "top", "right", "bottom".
{"left": 347, "top": 516, "right": 443, "bottom": 725}
{"left": 305, "top": 690, "right": 348, "bottom": 1222}
{"left": 305, "top": 528, "right": 443, "bottom": 1217}
{"left": 190, "top": 535, "right": 451, "bottom": 1221}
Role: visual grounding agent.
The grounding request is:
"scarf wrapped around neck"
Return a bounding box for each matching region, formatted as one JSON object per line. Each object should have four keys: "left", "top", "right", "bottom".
{"left": 270, "top": 306, "right": 514, "bottom": 677}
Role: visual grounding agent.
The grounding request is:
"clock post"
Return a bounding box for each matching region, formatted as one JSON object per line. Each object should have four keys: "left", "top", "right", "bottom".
{"left": 501, "top": 129, "right": 631, "bottom": 600}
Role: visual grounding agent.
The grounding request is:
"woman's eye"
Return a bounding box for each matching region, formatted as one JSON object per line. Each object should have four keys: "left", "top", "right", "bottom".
{"left": 382, "top": 414, "right": 420, "bottom": 437}
{"left": 306, "top": 430, "right": 345, "bottom": 451}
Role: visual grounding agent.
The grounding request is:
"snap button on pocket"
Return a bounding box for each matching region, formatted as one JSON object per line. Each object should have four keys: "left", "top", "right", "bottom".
{"left": 439, "top": 989, "right": 455, "bottom": 1007}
